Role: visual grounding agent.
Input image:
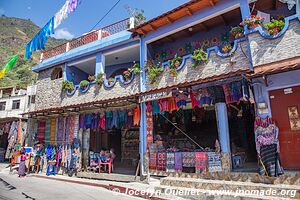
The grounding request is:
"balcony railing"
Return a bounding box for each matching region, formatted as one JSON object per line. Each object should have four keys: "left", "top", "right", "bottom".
{"left": 42, "top": 18, "right": 132, "bottom": 61}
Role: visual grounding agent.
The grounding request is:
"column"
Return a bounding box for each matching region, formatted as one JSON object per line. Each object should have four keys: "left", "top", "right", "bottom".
{"left": 139, "top": 36, "right": 147, "bottom": 177}
{"left": 239, "top": 0, "right": 251, "bottom": 20}
{"left": 95, "top": 53, "right": 105, "bottom": 75}
{"left": 215, "top": 103, "right": 231, "bottom": 172}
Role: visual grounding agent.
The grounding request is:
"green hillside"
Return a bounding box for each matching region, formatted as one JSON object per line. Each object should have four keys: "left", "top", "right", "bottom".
{"left": 0, "top": 16, "right": 68, "bottom": 88}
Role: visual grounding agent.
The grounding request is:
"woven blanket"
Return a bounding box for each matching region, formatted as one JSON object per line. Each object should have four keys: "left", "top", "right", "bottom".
{"left": 166, "top": 152, "right": 175, "bottom": 172}
{"left": 45, "top": 119, "right": 51, "bottom": 146}
{"left": 69, "top": 115, "right": 75, "bottom": 143}
{"left": 50, "top": 117, "right": 56, "bottom": 145}
{"left": 157, "top": 152, "right": 166, "bottom": 171}
{"left": 57, "top": 117, "right": 63, "bottom": 145}
{"left": 182, "top": 152, "right": 196, "bottom": 167}
{"left": 207, "top": 152, "right": 222, "bottom": 172}
{"left": 260, "top": 144, "right": 277, "bottom": 176}
{"left": 37, "top": 120, "right": 46, "bottom": 144}
{"left": 195, "top": 152, "right": 207, "bottom": 173}
{"left": 149, "top": 153, "right": 157, "bottom": 170}
{"left": 174, "top": 152, "right": 183, "bottom": 171}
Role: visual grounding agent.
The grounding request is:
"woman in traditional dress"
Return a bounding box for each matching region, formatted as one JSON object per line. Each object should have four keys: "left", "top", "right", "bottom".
{"left": 18, "top": 148, "right": 26, "bottom": 177}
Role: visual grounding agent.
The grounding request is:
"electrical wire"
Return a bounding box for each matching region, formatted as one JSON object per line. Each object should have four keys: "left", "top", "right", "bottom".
{"left": 89, "top": 0, "right": 121, "bottom": 32}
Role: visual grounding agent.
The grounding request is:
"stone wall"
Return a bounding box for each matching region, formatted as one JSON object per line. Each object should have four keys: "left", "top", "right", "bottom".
{"left": 35, "top": 67, "right": 63, "bottom": 110}
{"left": 249, "top": 19, "right": 300, "bottom": 67}
{"left": 146, "top": 40, "right": 250, "bottom": 91}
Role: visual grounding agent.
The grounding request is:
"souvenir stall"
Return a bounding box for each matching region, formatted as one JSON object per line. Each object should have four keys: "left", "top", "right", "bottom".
{"left": 86, "top": 104, "right": 140, "bottom": 174}
{"left": 146, "top": 78, "right": 256, "bottom": 175}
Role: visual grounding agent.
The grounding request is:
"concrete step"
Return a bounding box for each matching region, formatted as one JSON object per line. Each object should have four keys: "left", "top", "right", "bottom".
{"left": 158, "top": 177, "right": 300, "bottom": 199}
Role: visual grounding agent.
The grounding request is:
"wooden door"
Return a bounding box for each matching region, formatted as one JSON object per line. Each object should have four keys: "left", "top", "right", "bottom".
{"left": 269, "top": 86, "right": 300, "bottom": 169}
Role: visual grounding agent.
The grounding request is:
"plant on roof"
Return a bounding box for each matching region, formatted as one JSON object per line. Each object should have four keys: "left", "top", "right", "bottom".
{"left": 79, "top": 80, "right": 89, "bottom": 90}
{"left": 62, "top": 80, "right": 75, "bottom": 92}
{"left": 96, "top": 73, "right": 105, "bottom": 87}
{"left": 192, "top": 48, "right": 208, "bottom": 68}
{"left": 88, "top": 75, "right": 96, "bottom": 82}
{"left": 222, "top": 45, "right": 232, "bottom": 53}
{"left": 240, "top": 15, "right": 264, "bottom": 29}
{"left": 145, "top": 59, "right": 163, "bottom": 84}
{"left": 108, "top": 77, "right": 115, "bottom": 84}
{"left": 230, "top": 26, "right": 244, "bottom": 39}
{"left": 123, "top": 69, "right": 132, "bottom": 81}
{"left": 168, "top": 54, "right": 182, "bottom": 77}
{"left": 264, "top": 19, "right": 285, "bottom": 35}
{"left": 125, "top": 6, "right": 147, "bottom": 27}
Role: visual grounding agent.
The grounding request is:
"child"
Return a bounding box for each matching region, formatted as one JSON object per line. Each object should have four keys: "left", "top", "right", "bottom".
{"left": 18, "top": 148, "right": 26, "bottom": 177}
{"left": 99, "top": 150, "right": 107, "bottom": 163}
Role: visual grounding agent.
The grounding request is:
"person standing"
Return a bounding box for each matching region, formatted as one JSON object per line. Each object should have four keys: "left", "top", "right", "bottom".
{"left": 18, "top": 148, "right": 26, "bottom": 177}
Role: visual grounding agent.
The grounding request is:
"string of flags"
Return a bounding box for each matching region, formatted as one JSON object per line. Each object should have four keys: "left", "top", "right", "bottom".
{"left": 25, "top": 0, "right": 80, "bottom": 59}
{"left": 0, "top": 55, "right": 19, "bottom": 79}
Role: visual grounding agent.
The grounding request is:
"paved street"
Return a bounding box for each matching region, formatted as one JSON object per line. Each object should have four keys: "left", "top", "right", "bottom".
{"left": 0, "top": 172, "right": 143, "bottom": 200}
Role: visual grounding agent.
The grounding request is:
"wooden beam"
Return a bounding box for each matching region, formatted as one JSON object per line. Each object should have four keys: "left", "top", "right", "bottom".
{"left": 148, "top": 24, "right": 156, "bottom": 31}
{"left": 219, "top": 14, "right": 228, "bottom": 25}
{"left": 209, "top": 0, "right": 215, "bottom": 6}
{"left": 185, "top": 8, "right": 193, "bottom": 16}
{"left": 166, "top": 16, "right": 174, "bottom": 23}
{"left": 200, "top": 23, "right": 208, "bottom": 31}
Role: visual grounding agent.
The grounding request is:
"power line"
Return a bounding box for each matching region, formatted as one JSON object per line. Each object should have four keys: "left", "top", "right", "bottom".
{"left": 89, "top": 0, "right": 121, "bottom": 32}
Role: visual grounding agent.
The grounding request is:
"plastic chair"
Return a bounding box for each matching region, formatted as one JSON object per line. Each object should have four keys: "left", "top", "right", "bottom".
{"left": 98, "top": 158, "right": 114, "bottom": 174}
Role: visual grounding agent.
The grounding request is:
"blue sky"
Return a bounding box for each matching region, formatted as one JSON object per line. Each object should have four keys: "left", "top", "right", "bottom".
{"left": 0, "top": 0, "right": 189, "bottom": 39}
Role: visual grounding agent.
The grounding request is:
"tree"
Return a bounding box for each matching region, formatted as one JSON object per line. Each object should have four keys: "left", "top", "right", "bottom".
{"left": 125, "top": 6, "right": 147, "bottom": 26}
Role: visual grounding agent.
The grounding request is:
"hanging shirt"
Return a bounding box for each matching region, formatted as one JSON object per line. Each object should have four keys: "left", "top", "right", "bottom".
{"left": 105, "top": 112, "right": 113, "bottom": 129}
{"left": 159, "top": 98, "right": 169, "bottom": 113}
{"left": 152, "top": 101, "right": 160, "bottom": 115}
{"left": 133, "top": 107, "right": 141, "bottom": 126}
{"left": 168, "top": 97, "right": 178, "bottom": 113}
{"left": 111, "top": 111, "right": 119, "bottom": 128}
{"left": 189, "top": 90, "right": 198, "bottom": 109}
{"left": 98, "top": 112, "right": 106, "bottom": 130}
{"left": 79, "top": 114, "right": 85, "bottom": 129}
{"left": 84, "top": 114, "right": 93, "bottom": 129}
{"left": 174, "top": 92, "right": 189, "bottom": 107}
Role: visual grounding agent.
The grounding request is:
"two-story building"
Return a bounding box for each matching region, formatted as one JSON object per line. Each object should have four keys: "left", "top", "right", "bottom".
{"left": 0, "top": 85, "right": 36, "bottom": 161}
{"left": 26, "top": 0, "right": 300, "bottom": 178}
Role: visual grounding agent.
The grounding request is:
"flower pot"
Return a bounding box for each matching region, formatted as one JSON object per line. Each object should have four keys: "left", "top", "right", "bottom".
{"left": 235, "top": 33, "right": 244, "bottom": 39}
{"left": 268, "top": 27, "right": 281, "bottom": 35}
{"left": 247, "top": 24, "right": 260, "bottom": 29}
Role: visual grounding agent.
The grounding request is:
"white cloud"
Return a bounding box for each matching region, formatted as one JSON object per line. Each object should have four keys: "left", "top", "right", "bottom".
{"left": 52, "top": 28, "right": 75, "bottom": 40}
{"left": 0, "top": 8, "right": 5, "bottom": 15}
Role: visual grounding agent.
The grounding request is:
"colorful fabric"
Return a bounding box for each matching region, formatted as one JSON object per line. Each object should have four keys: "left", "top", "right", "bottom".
{"left": 84, "top": 114, "right": 93, "bottom": 129}
{"left": 50, "top": 117, "right": 56, "bottom": 145}
{"left": 74, "top": 114, "right": 79, "bottom": 138}
{"left": 174, "top": 152, "right": 183, "bottom": 171}
{"left": 195, "top": 152, "right": 207, "bottom": 173}
{"left": 91, "top": 113, "right": 99, "bottom": 129}
{"left": 174, "top": 92, "right": 189, "bottom": 107}
{"left": 182, "top": 152, "right": 196, "bottom": 167}
{"left": 105, "top": 111, "right": 113, "bottom": 129}
{"left": 149, "top": 153, "right": 157, "bottom": 170}
{"left": 79, "top": 114, "right": 85, "bottom": 129}
{"left": 259, "top": 144, "right": 284, "bottom": 177}
{"left": 207, "top": 152, "right": 222, "bottom": 172}
{"left": 255, "top": 124, "right": 279, "bottom": 155}
{"left": 157, "top": 152, "right": 166, "bottom": 171}
{"left": 111, "top": 111, "right": 119, "bottom": 128}
{"left": 0, "top": 54, "right": 18, "bottom": 79}
{"left": 69, "top": 115, "right": 75, "bottom": 142}
{"left": 127, "top": 111, "right": 133, "bottom": 128}
{"left": 25, "top": 17, "right": 54, "bottom": 59}
{"left": 166, "top": 152, "right": 175, "bottom": 172}
{"left": 133, "top": 107, "right": 140, "bottom": 126}
{"left": 98, "top": 112, "right": 106, "bottom": 130}
{"left": 45, "top": 119, "right": 51, "bottom": 146}
{"left": 189, "top": 90, "right": 198, "bottom": 108}
{"left": 18, "top": 161, "right": 26, "bottom": 176}
{"left": 196, "top": 88, "right": 212, "bottom": 106}
{"left": 118, "top": 111, "right": 127, "bottom": 128}
{"left": 168, "top": 97, "right": 178, "bottom": 113}
{"left": 159, "top": 98, "right": 169, "bottom": 113}
{"left": 152, "top": 101, "right": 160, "bottom": 115}
{"left": 37, "top": 120, "right": 46, "bottom": 144}
{"left": 57, "top": 116, "right": 63, "bottom": 144}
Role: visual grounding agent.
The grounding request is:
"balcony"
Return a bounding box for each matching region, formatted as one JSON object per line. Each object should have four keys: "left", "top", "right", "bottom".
{"left": 247, "top": 14, "right": 300, "bottom": 68}
{"left": 42, "top": 18, "right": 132, "bottom": 61}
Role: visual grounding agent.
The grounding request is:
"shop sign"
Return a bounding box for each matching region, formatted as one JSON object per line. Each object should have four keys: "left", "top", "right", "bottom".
{"left": 140, "top": 91, "right": 172, "bottom": 102}
{"left": 207, "top": 152, "right": 222, "bottom": 172}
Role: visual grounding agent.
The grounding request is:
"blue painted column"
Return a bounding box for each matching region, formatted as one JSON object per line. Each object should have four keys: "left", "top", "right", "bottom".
{"left": 215, "top": 103, "right": 232, "bottom": 172}
{"left": 139, "top": 36, "right": 147, "bottom": 177}
{"left": 239, "top": 0, "right": 251, "bottom": 20}
{"left": 95, "top": 53, "right": 105, "bottom": 75}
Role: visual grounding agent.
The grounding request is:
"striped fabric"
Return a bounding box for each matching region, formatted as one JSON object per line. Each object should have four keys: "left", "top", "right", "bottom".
{"left": 166, "top": 152, "right": 175, "bottom": 172}
{"left": 74, "top": 114, "right": 79, "bottom": 138}
{"left": 45, "top": 119, "right": 51, "bottom": 145}
{"left": 157, "top": 152, "right": 166, "bottom": 171}
{"left": 195, "top": 152, "right": 207, "bottom": 173}
{"left": 174, "top": 152, "right": 183, "bottom": 172}
{"left": 37, "top": 120, "right": 46, "bottom": 144}
{"left": 50, "top": 117, "right": 56, "bottom": 145}
{"left": 182, "top": 152, "right": 196, "bottom": 167}
{"left": 57, "top": 116, "right": 63, "bottom": 144}
{"left": 69, "top": 115, "right": 75, "bottom": 143}
{"left": 149, "top": 153, "right": 157, "bottom": 170}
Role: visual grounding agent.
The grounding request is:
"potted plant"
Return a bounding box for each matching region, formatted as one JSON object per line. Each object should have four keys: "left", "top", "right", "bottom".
{"left": 230, "top": 26, "right": 244, "bottom": 39}
{"left": 222, "top": 45, "right": 232, "bottom": 53}
{"left": 96, "top": 73, "right": 105, "bottom": 87}
{"left": 108, "top": 77, "right": 115, "bottom": 84}
{"left": 240, "top": 15, "right": 264, "bottom": 29}
{"left": 192, "top": 48, "right": 208, "bottom": 68}
{"left": 62, "top": 80, "right": 75, "bottom": 92}
{"left": 168, "top": 54, "right": 182, "bottom": 77}
{"left": 88, "top": 75, "right": 96, "bottom": 82}
{"left": 130, "top": 62, "right": 141, "bottom": 75}
{"left": 145, "top": 60, "right": 163, "bottom": 84}
{"left": 79, "top": 80, "right": 89, "bottom": 90}
{"left": 123, "top": 69, "right": 132, "bottom": 81}
{"left": 264, "top": 19, "right": 285, "bottom": 35}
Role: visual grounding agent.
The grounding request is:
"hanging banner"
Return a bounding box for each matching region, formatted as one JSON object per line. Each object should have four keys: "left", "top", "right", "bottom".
{"left": 0, "top": 54, "right": 18, "bottom": 79}
{"left": 140, "top": 90, "right": 172, "bottom": 103}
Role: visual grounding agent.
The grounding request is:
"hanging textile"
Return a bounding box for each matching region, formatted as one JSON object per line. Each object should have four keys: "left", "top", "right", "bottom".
{"left": 45, "top": 119, "right": 51, "bottom": 146}
{"left": 5, "top": 121, "right": 18, "bottom": 159}
{"left": 278, "top": 0, "right": 297, "bottom": 10}
{"left": 50, "top": 117, "right": 56, "bottom": 145}
{"left": 98, "top": 112, "right": 106, "bottom": 130}
{"left": 37, "top": 120, "right": 46, "bottom": 144}
{"left": 174, "top": 91, "right": 189, "bottom": 107}
{"left": 105, "top": 112, "right": 113, "bottom": 129}
{"left": 259, "top": 144, "right": 284, "bottom": 176}
{"left": 69, "top": 115, "right": 75, "bottom": 143}
{"left": 166, "top": 152, "right": 176, "bottom": 172}
{"left": 189, "top": 90, "right": 198, "bottom": 109}
{"left": 149, "top": 152, "right": 157, "bottom": 170}
{"left": 74, "top": 114, "right": 79, "bottom": 138}
{"left": 174, "top": 152, "right": 183, "bottom": 172}
{"left": 195, "top": 152, "right": 207, "bottom": 173}
{"left": 157, "top": 152, "right": 166, "bottom": 171}
{"left": 152, "top": 101, "right": 160, "bottom": 115}
{"left": 168, "top": 97, "right": 178, "bottom": 113}
{"left": 0, "top": 54, "right": 18, "bottom": 79}
{"left": 57, "top": 116, "right": 63, "bottom": 144}
{"left": 133, "top": 107, "right": 141, "bottom": 126}
{"left": 182, "top": 152, "right": 196, "bottom": 167}
{"left": 65, "top": 116, "right": 70, "bottom": 144}
{"left": 54, "top": 0, "right": 79, "bottom": 29}
{"left": 25, "top": 17, "right": 54, "bottom": 59}
{"left": 159, "top": 98, "right": 169, "bottom": 113}
{"left": 79, "top": 114, "right": 85, "bottom": 129}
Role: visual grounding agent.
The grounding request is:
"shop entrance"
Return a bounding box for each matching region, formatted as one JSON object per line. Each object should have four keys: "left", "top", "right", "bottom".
{"left": 269, "top": 86, "right": 300, "bottom": 169}
{"left": 228, "top": 102, "right": 257, "bottom": 171}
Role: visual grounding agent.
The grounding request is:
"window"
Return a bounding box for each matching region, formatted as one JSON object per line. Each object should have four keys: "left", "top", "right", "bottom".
{"left": 51, "top": 67, "right": 63, "bottom": 80}
{"left": 28, "top": 95, "right": 36, "bottom": 107}
{"left": 12, "top": 100, "right": 20, "bottom": 110}
{"left": 0, "top": 102, "right": 6, "bottom": 111}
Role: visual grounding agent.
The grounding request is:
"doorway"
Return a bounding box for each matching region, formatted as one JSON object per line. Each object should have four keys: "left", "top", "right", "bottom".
{"left": 269, "top": 86, "right": 300, "bottom": 169}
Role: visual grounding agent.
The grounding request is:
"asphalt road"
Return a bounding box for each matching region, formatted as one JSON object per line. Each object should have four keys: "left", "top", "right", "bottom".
{"left": 0, "top": 173, "right": 143, "bottom": 200}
